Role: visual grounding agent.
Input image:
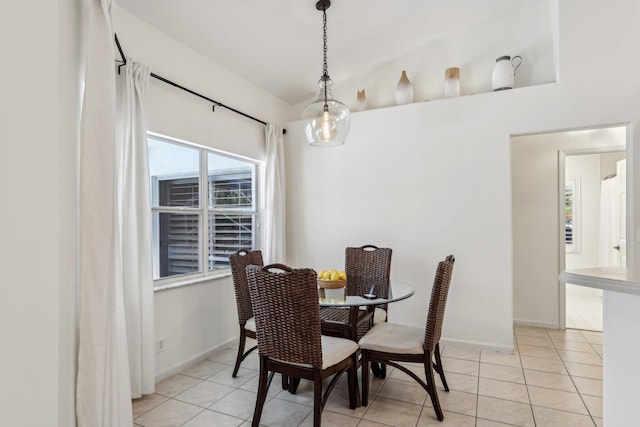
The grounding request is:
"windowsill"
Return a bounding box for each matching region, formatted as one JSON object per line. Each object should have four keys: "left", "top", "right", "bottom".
{"left": 153, "top": 270, "right": 232, "bottom": 292}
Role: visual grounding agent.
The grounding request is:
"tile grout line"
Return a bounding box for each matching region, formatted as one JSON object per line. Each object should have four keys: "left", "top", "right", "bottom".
{"left": 581, "top": 329, "right": 604, "bottom": 360}
{"left": 578, "top": 329, "right": 604, "bottom": 424}
{"left": 548, "top": 328, "right": 600, "bottom": 425}
{"left": 475, "top": 348, "right": 481, "bottom": 427}
{"left": 177, "top": 405, "right": 206, "bottom": 427}
{"left": 515, "top": 329, "right": 538, "bottom": 426}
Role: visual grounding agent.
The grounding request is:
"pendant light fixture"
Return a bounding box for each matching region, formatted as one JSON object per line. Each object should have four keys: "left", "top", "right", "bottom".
{"left": 302, "top": 0, "right": 351, "bottom": 147}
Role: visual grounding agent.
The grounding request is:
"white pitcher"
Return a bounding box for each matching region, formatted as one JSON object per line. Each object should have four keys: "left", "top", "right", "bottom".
{"left": 491, "top": 55, "right": 522, "bottom": 91}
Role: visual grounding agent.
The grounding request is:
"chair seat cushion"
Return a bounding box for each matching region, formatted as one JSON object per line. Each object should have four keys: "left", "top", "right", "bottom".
{"left": 373, "top": 307, "right": 387, "bottom": 324}
{"left": 244, "top": 317, "right": 256, "bottom": 333}
{"left": 321, "top": 335, "right": 359, "bottom": 369}
{"left": 273, "top": 335, "right": 358, "bottom": 369}
{"left": 358, "top": 322, "right": 424, "bottom": 355}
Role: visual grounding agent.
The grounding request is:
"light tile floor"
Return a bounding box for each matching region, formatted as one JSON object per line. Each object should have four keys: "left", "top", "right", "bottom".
{"left": 566, "top": 295, "right": 603, "bottom": 332}
{"left": 133, "top": 326, "right": 603, "bottom": 426}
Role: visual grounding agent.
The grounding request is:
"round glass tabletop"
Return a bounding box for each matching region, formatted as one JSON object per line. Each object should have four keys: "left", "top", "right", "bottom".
{"left": 318, "top": 280, "right": 414, "bottom": 307}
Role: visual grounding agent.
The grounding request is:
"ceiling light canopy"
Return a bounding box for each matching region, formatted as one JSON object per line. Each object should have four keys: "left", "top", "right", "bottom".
{"left": 302, "top": 0, "right": 351, "bottom": 147}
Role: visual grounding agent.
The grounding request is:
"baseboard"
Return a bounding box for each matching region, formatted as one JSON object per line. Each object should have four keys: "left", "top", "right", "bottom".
{"left": 440, "top": 337, "right": 514, "bottom": 353}
{"left": 513, "top": 318, "right": 560, "bottom": 330}
{"left": 155, "top": 337, "right": 237, "bottom": 383}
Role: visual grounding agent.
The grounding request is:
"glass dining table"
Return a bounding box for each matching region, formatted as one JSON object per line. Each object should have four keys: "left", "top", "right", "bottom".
{"left": 319, "top": 280, "right": 414, "bottom": 308}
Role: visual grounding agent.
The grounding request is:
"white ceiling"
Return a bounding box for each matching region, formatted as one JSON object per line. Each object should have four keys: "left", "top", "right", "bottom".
{"left": 116, "top": 0, "right": 544, "bottom": 106}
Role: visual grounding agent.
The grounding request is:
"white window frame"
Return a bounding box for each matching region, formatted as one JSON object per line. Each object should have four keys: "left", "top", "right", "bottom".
{"left": 148, "top": 132, "right": 260, "bottom": 290}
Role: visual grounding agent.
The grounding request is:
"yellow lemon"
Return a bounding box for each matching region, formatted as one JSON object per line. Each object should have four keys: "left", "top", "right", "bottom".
{"left": 318, "top": 269, "right": 326, "bottom": 279}
{"left": 330, "top": 271, "right": 340, "bottom": 281}
{"left": 322, "top": 270, "right": 331, "bottom": 280}
{"left": 338, "top": 271, "right": 346, "bottom": 280}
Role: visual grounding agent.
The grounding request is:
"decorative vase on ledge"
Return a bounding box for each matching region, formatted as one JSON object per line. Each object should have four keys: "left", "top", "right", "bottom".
{"left": 356, "top": 89, "right": 367, "bottom": 111}
{"left": 491, "top": 55, "right": 523, "bottom": 91}
{"left": 444, "top": 67, "right": 460, "bottom": 98}
{"left": 395, "top": 70, "right": 413, "bottom": 105}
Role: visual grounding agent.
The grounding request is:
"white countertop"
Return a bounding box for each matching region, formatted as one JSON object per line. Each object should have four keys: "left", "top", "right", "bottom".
{"left": 560, "top": 267, "right": 640, "bottom": 296}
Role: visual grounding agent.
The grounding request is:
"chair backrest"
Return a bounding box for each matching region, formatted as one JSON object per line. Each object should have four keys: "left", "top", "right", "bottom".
{"left": 424, "top": 255, "right": 455, "bottom": 352}
{"left": 229, "top": 249, "right": 264, "bottom": 324}
{"left": 246, "top": 264, "right": 323, "bottom": 368}
{"left": 345, "top": 245, "right": 392, "bottom": 297}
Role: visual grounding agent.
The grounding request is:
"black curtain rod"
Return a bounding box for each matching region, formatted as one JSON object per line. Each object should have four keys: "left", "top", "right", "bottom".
{"left": 114, "top": 34, "right": 286, "bottom": 134}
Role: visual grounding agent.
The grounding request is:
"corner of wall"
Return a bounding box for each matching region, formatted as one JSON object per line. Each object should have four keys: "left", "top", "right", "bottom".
{"left": 550, "top": 0, "right": 560, "bottom": 83}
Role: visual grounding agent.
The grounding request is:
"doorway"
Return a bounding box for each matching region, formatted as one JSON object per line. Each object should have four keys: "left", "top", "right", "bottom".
{"left": 563, "top": 152, "right": 626, "bottom": 331}
{"left": 511, "top": 125, "right": 627, "bottom": 331}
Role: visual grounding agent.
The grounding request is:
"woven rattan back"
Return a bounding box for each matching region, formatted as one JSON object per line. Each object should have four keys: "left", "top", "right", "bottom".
{"left": 424, "top": 255, "right": 455, "bottom": 352}
{"left": 230, "top": 250, "right": 264, "bottom": 324}
{"left": 345, "top": 245, "right": 392, "bottom": 297}
{"left": 246, "top": 264, "right": 323, "bottom": 368}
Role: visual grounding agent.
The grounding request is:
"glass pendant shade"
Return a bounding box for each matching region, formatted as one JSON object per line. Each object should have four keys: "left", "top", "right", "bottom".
{"left": 302, "top": 77, "right": 351, "bottom": 147}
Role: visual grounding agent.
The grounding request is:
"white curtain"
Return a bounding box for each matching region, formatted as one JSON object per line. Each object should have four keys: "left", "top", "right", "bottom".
{"left": 77, "top": 0, "right": 133, "bottom": 426}
{"left": 263, "top": 124, "right": 286, "bottom": 264}
{"left": 117, "top": 59, "right": 155, "bottom": 398}
{"left": 599, "top": 176, "right": 620, "bottom": 267}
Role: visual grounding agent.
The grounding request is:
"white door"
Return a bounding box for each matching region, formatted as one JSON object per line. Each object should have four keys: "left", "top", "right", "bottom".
{"left": 616, "top": 159, "right": 627, "bottom": 266}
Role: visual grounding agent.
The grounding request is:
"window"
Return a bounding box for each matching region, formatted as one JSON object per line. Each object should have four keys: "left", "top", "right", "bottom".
{"left": 565, "top": 177, "right": 580, "bottom": 253}
{"left": 148, "top": 134, "right": 258, "bottom": 283}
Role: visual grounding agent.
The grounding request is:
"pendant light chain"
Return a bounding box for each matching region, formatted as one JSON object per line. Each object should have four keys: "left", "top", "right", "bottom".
{"left": 322, "top": 8, "right": 328, "bottom": 78}
{"left": 322, "top": 8, "right": 329, "bottom": 107}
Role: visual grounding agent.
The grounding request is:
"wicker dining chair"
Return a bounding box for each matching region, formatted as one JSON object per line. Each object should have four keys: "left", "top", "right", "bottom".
{"left": 246, "top": 264, "right": 359, "bottom": 427}
{"left": 359, "top": 255, "right": 455, "bottom": 421}
{"left": 229, "top": 249, "right": 263, "bottom": 377}
{"left": 345, "top": 245, "right": 392, "bottom": 324}
{"left": 319, "top": 245, "right": 392, "bottom": 342}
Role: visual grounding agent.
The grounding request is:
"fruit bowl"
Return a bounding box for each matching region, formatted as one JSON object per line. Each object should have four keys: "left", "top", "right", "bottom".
{"left": 317, "top": 278, "right": 347, "bottom": 289}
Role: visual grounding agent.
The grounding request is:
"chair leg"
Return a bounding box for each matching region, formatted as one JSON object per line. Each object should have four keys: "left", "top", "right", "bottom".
{"left": 425, "top": 352, "right": 444, "bottom": 421}
{"left": 251, "top": 356, "right": 269, "bottom": 427}
{"left": 434, "top": 343, "right": 449, "bottom": 392}
{"left": 371, "top": 362, "right": 387, "bottom": 379}
{"left": 347, "top": 352, "right": 358, "bottom": 409}
{"left": 313, "top": 372, "right": 323, "bottom": 427}
{"left": 288, "top": 377, "right": 301, "bottom": 394}
{"left": 281, "top": 374, "right": 289, "bottom": 390}
{"left": 361, "top": 351, "right": 370, "bottom": 406}
{"left": 232, "top": 328, "right": 247, "bottom": 377}
{"left": 379, "top": 363, "right": 387, "bottom": 379}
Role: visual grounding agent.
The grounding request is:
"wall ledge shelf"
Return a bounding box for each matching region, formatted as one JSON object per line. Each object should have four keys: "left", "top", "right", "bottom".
{"left": 559, "top": 267, "right": 640, "bottom": 296}
{"left": 350, "top": 81, "right": 559, "bottom": 115}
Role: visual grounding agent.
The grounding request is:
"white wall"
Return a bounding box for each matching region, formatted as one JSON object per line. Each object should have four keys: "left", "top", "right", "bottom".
{"left": 58, "top": 0, "right": 81, "bottom": 424}
{"left": 0, "top": 0, "right": 80, "bottom": 425}
{"left": 601, "top": 152, "right": 626, "bottom": 180}
{"left": 286, "top": 99, "right": 517, "bottom": 350}
{"left": 112, "top": 7, "right": 292, "bottom": 379}
{"left": 284, "top": 0, "right": 640, "bottom": 350}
